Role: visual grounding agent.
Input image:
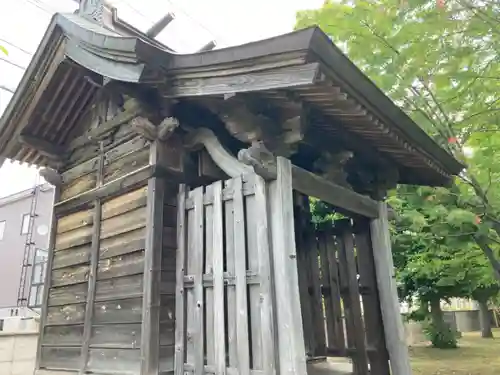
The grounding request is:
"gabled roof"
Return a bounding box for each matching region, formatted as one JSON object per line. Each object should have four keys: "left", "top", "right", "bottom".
{"left": 0, "top": 12, "right": 463, "bottom": 186}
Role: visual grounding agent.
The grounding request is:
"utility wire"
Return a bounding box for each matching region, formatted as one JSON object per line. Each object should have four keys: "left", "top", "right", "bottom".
{"left": 22, "top": 0, "right": 54, "bottom": 15}
{"left": 0, "top": 85, "right": 15, "bottom": 94}
{"left": 0, "top": 55, "right": 27, "bottom": 71}
{"left": 0, "top": 38, "right": 34, "bottom": 56}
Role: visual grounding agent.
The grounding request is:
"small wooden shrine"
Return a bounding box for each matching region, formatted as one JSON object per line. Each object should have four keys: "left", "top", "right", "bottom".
{"left": 0, "top": 2, "right": 463, "bottom": 375}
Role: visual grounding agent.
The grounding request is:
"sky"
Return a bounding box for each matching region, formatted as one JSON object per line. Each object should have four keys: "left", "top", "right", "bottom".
{"left": 0, "top": 0, "right": 323, "bottom": 197}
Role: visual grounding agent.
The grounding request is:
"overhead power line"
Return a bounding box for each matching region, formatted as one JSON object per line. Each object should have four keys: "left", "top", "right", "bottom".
{"left": 22, "top": 0, "right": 54, "bottom": 15}
{"left": 0, "top": 55, "right": 27, "bottom": 71}
{"left": 0, "top": 85, "right": 15, "bottom": 94}
{"left": 0, "top": 38, "right": 34, "bottom": 56}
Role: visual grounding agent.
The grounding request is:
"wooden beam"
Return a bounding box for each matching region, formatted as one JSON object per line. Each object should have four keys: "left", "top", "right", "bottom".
{"left": 369, "top": 203, "right": 412, "bottom": 375}
{"left": 197, "top": 41, "right": 216, "bottom": 52}
{"left": 146, "top": 12, "right": 175, "bottom": 38}
{"left": 165, "top": 63, "right": 322, "bottom": 98}
{"left": 54, "top": 164, "right": 181, "bottom": 215}
{"left": 187, "top": 127, "right": 378, "bottom": 218}
{"left": 291, "top": 165, "right": 379, "bottom": 219}
{"left": 18, "top": 134, "right": 65, "bottom": 161}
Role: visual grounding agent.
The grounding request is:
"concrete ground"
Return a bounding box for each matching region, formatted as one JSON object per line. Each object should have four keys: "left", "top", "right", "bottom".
{"left": 307, "top": 358, "right": 354, "bottom": 375}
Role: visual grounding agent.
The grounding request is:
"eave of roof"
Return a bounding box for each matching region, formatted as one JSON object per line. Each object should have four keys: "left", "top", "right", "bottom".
{"left": 0, "top": 13, "right": 463, "bottom": 187}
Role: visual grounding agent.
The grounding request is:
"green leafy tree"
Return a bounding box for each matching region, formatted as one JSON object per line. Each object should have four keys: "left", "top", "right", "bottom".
{"left": 389, "top": 185, "right": 482, "bottom": 347}
{"left": 296, "top": 0, "right": 500, "bottom": 279}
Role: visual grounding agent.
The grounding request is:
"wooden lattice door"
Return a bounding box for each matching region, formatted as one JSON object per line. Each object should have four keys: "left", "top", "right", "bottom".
{"left": 174, "top": 174, "right": 277, "bottom": 375}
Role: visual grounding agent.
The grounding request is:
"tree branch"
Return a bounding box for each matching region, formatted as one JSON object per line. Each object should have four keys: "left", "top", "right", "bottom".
{"left": 475, "top": 235, "right": 500, "bottom": 282}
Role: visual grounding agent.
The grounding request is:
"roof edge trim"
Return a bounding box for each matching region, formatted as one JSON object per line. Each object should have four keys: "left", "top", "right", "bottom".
{"left": 307, "top": 27, "right": 464, "bottom": 176}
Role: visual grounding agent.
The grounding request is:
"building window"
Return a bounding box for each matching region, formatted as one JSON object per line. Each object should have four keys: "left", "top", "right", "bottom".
{"left": 28, "top": 248, "right": 48, "bottom": 309}
{"left": 0, "top": 220, "right": 5, "bottom": 240}
{"left": 21, "top": 214, "right": 31, "bottom": 235}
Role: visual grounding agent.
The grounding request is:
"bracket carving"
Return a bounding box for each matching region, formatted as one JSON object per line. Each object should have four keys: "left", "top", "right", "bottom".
{"left": 215, "top": 101, "right": 306, "bottom": 158}
{"left": 313, "top": 150, "right": 354, "bottom": 188}
{"left": 130, "top": 116, "right": 179, "bottom": 142}
{"left": 345, "top": 161, "right": 399, "bottom": 200}
{"left": 237, "top": 141, "right": 278, "bottom": 180}
{"left": 39, "top": 167, "right": 63, "bottom": 187}
{"left": 184, "top": 127, "right": 253, "bottom": 178}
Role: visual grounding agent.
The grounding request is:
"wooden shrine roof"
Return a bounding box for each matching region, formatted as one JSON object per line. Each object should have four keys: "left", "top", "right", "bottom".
{"left": 0, "top": 12, "right": 463, "bottom": 186}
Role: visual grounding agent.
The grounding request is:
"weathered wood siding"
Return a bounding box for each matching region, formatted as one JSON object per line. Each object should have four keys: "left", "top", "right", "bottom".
{"left": 40, "top": 175, "right": 150, "bottom": 373}
{"left": 36, "top": 94, "right": 173, "bottom": 374}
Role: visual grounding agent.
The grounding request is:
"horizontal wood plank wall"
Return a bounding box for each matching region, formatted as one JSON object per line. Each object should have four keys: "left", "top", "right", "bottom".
{"left": 39, "top": 140, "right": 98, "bottom": 372}
{"left": 176, "top": 174, "right": 276, "bottom": 375}
{"left": 37, "top": 96, "right": 154, "bottom": 374}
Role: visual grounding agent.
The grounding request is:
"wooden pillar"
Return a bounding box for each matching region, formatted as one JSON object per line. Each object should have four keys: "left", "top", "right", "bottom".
{"left": 80, "top": 142, "right": 105, "bottom": 372}
{"left": 140, "top": 140, "right": 166, "bottom": 374}
{"left": 354, "top": 218, "right": 390, "bottom": 375}
{"left": 369, "top": 202, "right": 412, "bottom": 375}
{"left": 268, "top": 157, "right": 307, "bottom": 375}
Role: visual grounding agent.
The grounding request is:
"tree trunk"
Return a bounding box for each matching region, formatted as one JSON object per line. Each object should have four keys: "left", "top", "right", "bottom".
{"left": 428, "top": 298, "right": 458, "bottom": 348}
{"left": 430, "top": 298, "right": 446, "bottom": 331}
{"left": 478, "top": 299, "right": 494, "bottom": 338}
{"left": 475, "top": 236, "right": 500, "bottom": 282}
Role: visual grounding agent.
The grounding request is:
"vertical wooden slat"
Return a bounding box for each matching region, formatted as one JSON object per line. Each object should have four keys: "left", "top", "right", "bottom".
{"left": 174, "top": 185, "right": 188, "bottom": 375}
{"left": 204, "top": 185, "right": 215, "bottom": 366}
{"left": 370, "top": 203, "right": 412, "bottom": 375}
{"left": 245, "top": 177, "right": 262, "bottom": 369}
{"left": 186, "top": 190, "right": 196, "bottom": 370}
{"left": 320, "top": 231, "right": 345, "bottom": 352}
{"left": 140, "top": 138, "right": 165, "bottom": 375}
{"left": 193, "top": 187, "right": 205, "bottom": 375}
{"left": 232, "top": 176, "right": 250, "bottom": 375}
{"left": 224, "top": 180, "right": 237, "bottom": 368}
{"left": 293, "top": 193, "right": 315, "bottom": 357}
{"left": 318, "top": 231, "right": 334, "bottom": 348}
{"left": 80, "top": 141, "right": 105, "bottom": 372}
{"left": 35, "top": 186, "right": 60, "bottom": 370}
{"left": 307, "top": 230, "right": 326, "bottom": 356}
{"left": 212, "top": 181, "right": 226, "bottom": 375}
{"left": 336, "top": 219, "right": 369, "bottom": 375}
{"left": 355, "top": 218, "right": 390, "bottom": 375}
{"left": 254, "top": 175, "right": 276, "bottom": 375}
{"left": 269, "top": 157, "right": 307, "bottom": 375}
